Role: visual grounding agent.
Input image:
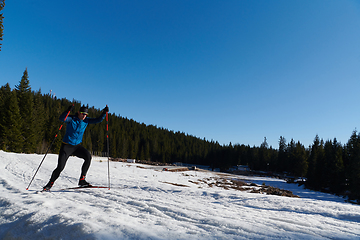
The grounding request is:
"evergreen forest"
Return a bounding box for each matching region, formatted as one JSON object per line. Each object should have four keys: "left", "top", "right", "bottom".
{"left": 1, "top": 69, "right": 360, "bottom": 203}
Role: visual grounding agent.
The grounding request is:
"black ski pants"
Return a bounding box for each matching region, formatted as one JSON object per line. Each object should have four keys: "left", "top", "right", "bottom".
{"left": 49, "top": 143, "right": 92, "bottom": 183}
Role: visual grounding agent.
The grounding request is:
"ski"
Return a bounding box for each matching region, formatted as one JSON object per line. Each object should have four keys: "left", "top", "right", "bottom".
{"left": 35, "top": 189, "right": 51, "bottom": 194}
{"left": 60, "top": 185, "right": 110, "bottom": 191}
{"left": 35, "top": 185, "right": 128, "bottom": 193}
{"left": 35, "top": 186, "right": 109, "bottom": 193}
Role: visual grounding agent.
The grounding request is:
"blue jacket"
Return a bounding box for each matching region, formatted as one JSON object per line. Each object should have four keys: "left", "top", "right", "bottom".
{"left": 60, "top": 111, "right": 106, "bottom": 145}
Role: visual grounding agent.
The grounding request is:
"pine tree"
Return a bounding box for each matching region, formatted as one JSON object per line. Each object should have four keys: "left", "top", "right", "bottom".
{"left": 278, "top": 136, "right": 287, "bottom": 172}
{"left": 1, "top": 85, "right": 23, "bottom": 152}
{"left": 287, "top": 139, "right": 296, "bottom": 174}
{"left": 45, "top": 99, "right": 63, "bottom": 153}
{"left": 346, "top": 131, "right": 360, "bottom": 202}
{"left": 306, "top": 135, "right": 325, "bottom": 190}
{"left": 33, "top": 89, "right": 46, "bottom": 153}
{"left": 15, "top": 68, "right": 36, "bottom": 153}
{"left": 0, "top": 84, "right": 6, "bottom": 148}
{"left": 292, "top": 141, "right": 307, "bottom": 177}
{"left": 325, "top": 138, "right": 345, "bottom": 194}
{"left": 258, "top": 137, "right": 270, "bottom": 170}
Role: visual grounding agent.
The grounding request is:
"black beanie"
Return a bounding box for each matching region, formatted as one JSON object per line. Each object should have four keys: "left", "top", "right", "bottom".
{"left": 79, "top": 106, "right": 88, "bottom": 114}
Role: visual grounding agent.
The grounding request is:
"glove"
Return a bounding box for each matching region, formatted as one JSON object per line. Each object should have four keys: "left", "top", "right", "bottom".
{"left": 102, "top": 106, "right": 109, "bottom": 113}
{"left": 67, "top": 104, "right": 74, "bottom": 112}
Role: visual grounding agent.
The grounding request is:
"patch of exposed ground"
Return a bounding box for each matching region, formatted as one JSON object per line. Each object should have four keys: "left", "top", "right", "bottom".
{"left": 187, "top": 175, "right": 300, "bottom": 198}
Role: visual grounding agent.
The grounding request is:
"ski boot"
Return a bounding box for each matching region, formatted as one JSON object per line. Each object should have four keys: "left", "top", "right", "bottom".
{"left": 43, "top": 181, "right": 54, "bottom": 191}
{"left": 78, "top": 176, "right": 92, "bottom": 187}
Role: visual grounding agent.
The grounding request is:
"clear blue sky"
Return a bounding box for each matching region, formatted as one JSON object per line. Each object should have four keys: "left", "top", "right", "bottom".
{"left": 1, "top": 0, "right": 360, "bottom": 148}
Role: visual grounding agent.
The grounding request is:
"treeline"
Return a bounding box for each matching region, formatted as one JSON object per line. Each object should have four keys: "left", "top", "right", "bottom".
{"left": 1, "top": 69, "right": 360, "bottom": 203}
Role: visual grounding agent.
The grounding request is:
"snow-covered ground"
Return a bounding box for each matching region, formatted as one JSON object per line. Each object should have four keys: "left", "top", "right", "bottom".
{"left": 0, "top": 150, "right": 359, "bottom": 239}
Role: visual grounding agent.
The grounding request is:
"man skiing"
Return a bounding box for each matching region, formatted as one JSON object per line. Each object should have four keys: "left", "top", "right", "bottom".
{"left": 43, "top": 104, "right": 109, "bottom": 191}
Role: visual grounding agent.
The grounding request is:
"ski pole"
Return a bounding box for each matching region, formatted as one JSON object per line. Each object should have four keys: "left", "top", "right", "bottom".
{"left": 106, "top": 105, "right": 111, "bottom": 190}
{"left": 26, "top": 105, "right": 73, "bottom": 190}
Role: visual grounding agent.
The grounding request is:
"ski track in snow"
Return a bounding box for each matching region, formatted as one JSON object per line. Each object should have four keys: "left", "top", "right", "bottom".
{"left": 0, "top": 150, "right": 359, "bottom": 239}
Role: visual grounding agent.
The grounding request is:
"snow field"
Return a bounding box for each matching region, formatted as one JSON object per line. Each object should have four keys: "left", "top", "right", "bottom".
{"left": 0, "top": 150, "right": 359, "bottom": 239}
